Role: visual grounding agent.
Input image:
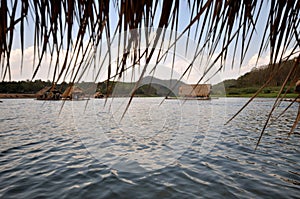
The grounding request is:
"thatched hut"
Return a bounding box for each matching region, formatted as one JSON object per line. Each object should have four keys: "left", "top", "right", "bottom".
{"left": 36, "top": 86, "right": 61, "bottom": 100}
{"left": 179, "top": 84, "right": 211, "bottom": 98}
{"left": 62, "top": 84, "right": 85, "bottom": 100}
{"left": 94, "top": 91, "right": 104, "bottom": 98}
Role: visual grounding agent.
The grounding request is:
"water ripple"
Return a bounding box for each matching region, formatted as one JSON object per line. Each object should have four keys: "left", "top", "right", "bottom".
{"left": 0, "top": 98, "right": 299, "bottom": 198}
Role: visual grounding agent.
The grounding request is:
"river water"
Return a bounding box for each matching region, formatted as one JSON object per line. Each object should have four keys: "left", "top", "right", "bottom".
{"left": 0, "top": 98, "right": 299, "bottom": 198}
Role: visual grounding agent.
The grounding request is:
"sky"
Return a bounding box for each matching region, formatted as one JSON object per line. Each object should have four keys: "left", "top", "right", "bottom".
{"left": 5, "top": 1, "right": 298, "bottom": 85}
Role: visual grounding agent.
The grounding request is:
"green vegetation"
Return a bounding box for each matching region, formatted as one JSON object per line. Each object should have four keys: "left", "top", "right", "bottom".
{"left": 0, "top": 79, "right": 173, "bottom": 97}
{"left": 97, "top": 81, "right": 160, "bottom": 97}
{"left": 96, "top": 80, "right": 176, "bottom": 97}
{"left": 0, "top": 80, "right": 52, "bottom": 94}
{"left": 212, "top": 59, "right": 300, "bottom": 98}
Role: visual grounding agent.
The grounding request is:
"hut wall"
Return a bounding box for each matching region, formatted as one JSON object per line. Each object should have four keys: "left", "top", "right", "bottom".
{"left": 179, "top": 84, "right": 211, "bottom": 97}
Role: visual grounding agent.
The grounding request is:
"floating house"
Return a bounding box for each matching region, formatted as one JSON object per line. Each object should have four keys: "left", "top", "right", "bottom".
{"left": 36, "top": 86, "right": 61, "bottom": 100}
{"left": 94, "top": 91, "right": 104, "bottom": 98}
{"left": 62, "top": 84, "right": 85, "bottom": 100}
{"left": 178, "top": 84, "right": 211, "bottom": 98}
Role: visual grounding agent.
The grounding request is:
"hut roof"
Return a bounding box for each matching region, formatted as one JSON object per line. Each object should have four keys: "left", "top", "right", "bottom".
{"left": 62, "top": 85, "right": 84, "bottom": 98}
{"left": 94, "top": 91, "right": 104, "bottom": 98}
{"left": 72, "top": 86, "right": 83, "bottom": 93}
{"left": 179, "top": 84, "right": 211, "bottom": 97}
{"left": 36, "top": 86, "right": 52, "bottom": 96}
{"left": 36, "top": 85, "right": 61, "bottom": 100}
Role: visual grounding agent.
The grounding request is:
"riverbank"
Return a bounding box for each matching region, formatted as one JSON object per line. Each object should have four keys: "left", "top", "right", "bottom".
{"left": 0, "top": 92, "right": 298, "bottom": 99}
{"left": 216, "top": 93, "right": 298, "bottom": 98}
{"left": 0, "top": 93, "right": 36, "bottom": 98}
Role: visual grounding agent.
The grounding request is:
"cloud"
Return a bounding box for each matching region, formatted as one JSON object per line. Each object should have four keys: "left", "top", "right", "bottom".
{"left": 6, "top": 44, "right": 87, "bottom": 82}
{"left": 8, "top": 46, "right": 41, "bottom": 81}
{"left": 6, "top": 40, "right": 298, "bottom": 86}
{"left": 218, "top": 47, "right": 299, "bottom": 82}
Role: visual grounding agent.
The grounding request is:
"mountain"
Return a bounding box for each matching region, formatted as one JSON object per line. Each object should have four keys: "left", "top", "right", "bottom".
{"left": 95, "top": 76, "right": 187, "bottom": 97}
{"left": 212, "top": 59, "right": 300, "bottom": 96}
{"left": 141, "top": 76, "right": 186, "bottom": 96}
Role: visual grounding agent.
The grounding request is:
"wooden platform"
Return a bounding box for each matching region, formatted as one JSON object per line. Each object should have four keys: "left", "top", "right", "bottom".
{"left": 0, "top": 93, "right": 36, "bottom": 98}
{"left": 282, "top": 98, "right": 300, "bottom": 103}
{"left": 165, "top": 96, "right": 211, "bottom": 100}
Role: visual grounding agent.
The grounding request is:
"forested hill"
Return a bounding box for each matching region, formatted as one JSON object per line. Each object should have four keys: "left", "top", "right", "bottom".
{"left": 212, "top": 59, "right": 300, "bottom": 96}
{"left": 0, "top": 76, "right": 185, "bottom": 97}
{"left": 235, "top": 59, "right": 299, "bottom": 87}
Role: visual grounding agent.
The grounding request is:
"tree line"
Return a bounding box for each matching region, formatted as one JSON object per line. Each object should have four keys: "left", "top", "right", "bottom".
{"left": 0, "top": 80, "right": 161, "bottom": 97}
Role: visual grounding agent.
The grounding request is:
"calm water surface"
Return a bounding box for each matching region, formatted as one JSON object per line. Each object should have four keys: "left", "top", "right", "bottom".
{"left": 0, "top": 98, "right": 299, "bottom": 198}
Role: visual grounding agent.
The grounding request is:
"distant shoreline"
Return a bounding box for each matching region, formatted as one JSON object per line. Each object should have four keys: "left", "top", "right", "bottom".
{"left": 0, "top": 93, "right": 298, "bottom": 99}
{"left": 0, "top": 93, "right": 36, "bottom": 99}
{"left": 212, "top": 93, "right": 298, "bottom": 98}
